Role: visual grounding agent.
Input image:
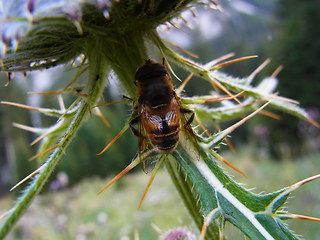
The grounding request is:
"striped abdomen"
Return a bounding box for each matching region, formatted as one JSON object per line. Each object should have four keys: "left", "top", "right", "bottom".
{"left": 142, "top": 109, "right": 181, "bottom": 153}
{"left": 149, "top": 121, "right": 180, "bottom": 153}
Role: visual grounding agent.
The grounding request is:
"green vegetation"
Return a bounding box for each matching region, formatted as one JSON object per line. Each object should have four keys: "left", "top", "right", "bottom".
{"left": 1, "top": 151, "right": 319, "bottom": 239}
{"left": 0, "top": 1, "right": 319, "bottom": 239}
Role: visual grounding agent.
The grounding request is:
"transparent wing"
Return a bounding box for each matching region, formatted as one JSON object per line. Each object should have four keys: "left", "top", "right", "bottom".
{"left": 138, "top": 148, "right": 161, "bottom": 174}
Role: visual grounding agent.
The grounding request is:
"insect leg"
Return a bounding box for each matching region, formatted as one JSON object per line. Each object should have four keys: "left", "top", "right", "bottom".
{"left": 122, "top": 95, "right": 133, "bottom": 101}
{"left": 180, "top": 108, "right": 194, "bottom": 125}
{"left": 129, "top": 116, "right": 147, "bottom": 151}
{"left": 129, "top": 116, "right": 142, "bottom": 137}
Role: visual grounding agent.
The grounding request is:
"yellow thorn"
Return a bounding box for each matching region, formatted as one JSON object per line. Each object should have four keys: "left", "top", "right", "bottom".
{"left": 212, "top": 151, "right": 247, "bottom": 178}
{"left": 92, "top": 100, "right": 129, "bottom": 109}
{"left": 177, "top": 72, "right": 194, "bottom": 94}
{"left": 259, "top": 110, "right": 281, "bottom": 120}
{"left": 12, "top": 122, "right": 39, "bottom": 133}
{"left": 184, "top": 58, "right": 208, "bottom": 71}
{"left": 138, "top": 156, "right": 165, "bottom": 209}
{"left": 164, "top": 40, "right": 199, "bottom": 58}
{"left": 271, "top": 65, "right": 283, "bottom": 78}
{"left": 28, "top": 90, "right": 65, "bottom": 95}
{"left": 290, "top": 174, "right": 320, "bottom": 190}
{"left": 138, "top": 172, "right": 156, "bottom": 209}
{"left": 29, "top": 144, "right": 59, "bottom": 161}
{"left": 94, "top": 108, "right": 111, "bottom": 127}
{"left": 200, "top": 222, "right": 207, "bottom": 240}
{"left": 74, "top": 93, "right": 88, "bottom": 98}
{"left": 30, "top": 131, "right": 51, "bottom": 146}
{"left": 195, "top": 114, "right": 210, "bottom": 137}
{"left": 164, "top": 57, "right": 183, "bottom": 82}
{"left": 97, "top": 124, "right": 129, "bottom": 155}
{"left": 307, "top": 118, "right": 320, "bottom": 129}
{"left": 210, "top": 80, "right": 241, "bottom": 104}
{"left": 209, "top": 81, "right": 220, "bottom": 93}
{"left": 248, "top": 58, "right": 271, "bottom": 81}
{"left": 265, "top": 93, "right": 299, "bottom": 105}
{"left": 200, "top": 209, "right": 220, "bottom": 240}
{"left": 10, "top": 165, "right": 44, "bottom": 191}
{"left": 205, "top": 52, "right": 235, "bottom": 70}
{"left": 57, "top": 97, "right": 81, "bottom": 122}
{"left": 225, "top": 138, "right": 235, "bottom": 152}
{"left": 1, "top": 101, "right": 45, "bottom": 112}
{"left": 202, "top": 90, "right": 245, "bottom": 104}
{"left": 98, "top": 157, "right": 141, "bottom": 194}
{"left": 289, "top": 214, "right": 320, "bottom": 222}
{"left": 57, "top": 94, "right": 66, "bottom": 112}
{"left": 0, "top": 209, "right": 13, "bottom": 222}
{"left": 212, "top": 55, "right": 258, "bottom": 70}
{"left": 225, "top": 101, "right": 272, "bottom": 133}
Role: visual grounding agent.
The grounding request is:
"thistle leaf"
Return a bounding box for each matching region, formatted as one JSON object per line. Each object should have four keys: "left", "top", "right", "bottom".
{"left": 0, "top": 1, "right": 318, "bottom": 239}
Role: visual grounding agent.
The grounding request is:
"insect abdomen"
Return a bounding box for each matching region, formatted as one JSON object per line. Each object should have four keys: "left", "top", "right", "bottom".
{"left": 149, "top": 124, "right": 180, "bottom": 153}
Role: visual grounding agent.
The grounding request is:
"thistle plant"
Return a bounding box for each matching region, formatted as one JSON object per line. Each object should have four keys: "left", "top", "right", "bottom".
{"left": 0, "top": 0, "right": 319, "bottom": 239}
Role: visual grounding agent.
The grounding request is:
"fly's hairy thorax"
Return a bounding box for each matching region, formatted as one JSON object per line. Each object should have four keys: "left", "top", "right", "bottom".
{"left": 138, "top": 76, "right": 173, "bottom": 108}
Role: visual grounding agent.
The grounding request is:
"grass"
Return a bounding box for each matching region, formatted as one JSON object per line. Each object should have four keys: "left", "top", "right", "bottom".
{"left": 1, "top": 149, "right": 320, "bottom": 239}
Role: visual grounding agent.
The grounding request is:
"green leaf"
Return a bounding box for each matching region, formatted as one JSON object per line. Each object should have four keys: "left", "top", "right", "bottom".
{"left": 172, "top": 132, "right": 301, "bottom": 239}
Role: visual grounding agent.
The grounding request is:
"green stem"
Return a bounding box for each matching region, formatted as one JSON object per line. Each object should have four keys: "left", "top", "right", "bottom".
{"left": 101, "top": 30, "right": 221, "bottom": 239}
{"left": 165, "top": 157, "right": 220, "bottom": 240}
{"left": 0, "top": 46, "right": 108, "bottom": 238}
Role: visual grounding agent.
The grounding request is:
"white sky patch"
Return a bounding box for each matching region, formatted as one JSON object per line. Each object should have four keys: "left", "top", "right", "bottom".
{"left": 197, "top": 12, "right": 223, "bottom": 40}
{"left": 158, "top": 9, "right": 223, "bottom": 48}
{"left": 158, "top": 25, "right": 192, "bottom": 48}
{"left": 230, "top": 0, "right": 258, "bottom": 15}
{"left": 29, "top": 68, "right": 58, "bottom": 92}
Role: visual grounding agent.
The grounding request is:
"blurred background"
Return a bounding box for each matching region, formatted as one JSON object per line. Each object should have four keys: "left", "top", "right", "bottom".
{"left": 0, "top": 0, "right": 319, "bottom": 239}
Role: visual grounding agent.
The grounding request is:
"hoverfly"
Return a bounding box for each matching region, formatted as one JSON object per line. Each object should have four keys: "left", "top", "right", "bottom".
{"left": 129, "top": 59, "right": 195, "bottom": 156}
{"left": 98, "top": 58, "right": 247, "bottom": 199}
{"left": 98, "top": 59, "right": 196, "bottom": 196}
